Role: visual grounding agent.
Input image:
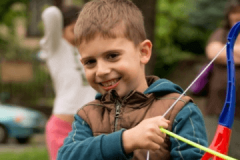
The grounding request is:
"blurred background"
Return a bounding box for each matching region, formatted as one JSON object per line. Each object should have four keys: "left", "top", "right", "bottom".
{"left": 1, "top": 0, "right": 239, "bottom": 159}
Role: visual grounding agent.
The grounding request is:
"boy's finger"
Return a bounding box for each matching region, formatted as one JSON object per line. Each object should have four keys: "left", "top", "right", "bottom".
{"left": 148, "top": 143, "right": 161, "bottom": 150}
{"left": 162, "top": 118, "right": 170, "bottom": 123}
{"left": 157, "top": 120, "right": 168, "bottom": 129}
{"left": 155, "top": 127, "right": 166, "bottom": 138}
{"left": 150, "top": 136, "right": 163, "bottom": 149}
{"left": 157, "top": 116, "right": 170, "bottom": 123}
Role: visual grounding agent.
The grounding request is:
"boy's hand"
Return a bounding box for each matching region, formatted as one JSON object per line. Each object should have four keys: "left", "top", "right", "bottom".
{"left": 122, "top": 116, "right": 169, "bottom": 154}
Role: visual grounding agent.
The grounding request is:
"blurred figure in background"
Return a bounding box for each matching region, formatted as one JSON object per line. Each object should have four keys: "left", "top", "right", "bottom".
{"left": 205, "top": 0, "right": 240, "bottom": 158}
{"left": 39, "top": 6, "right": 96, "bottom": 160}
{"left": 205, "top": 0, "right": 240, "bottom": 119}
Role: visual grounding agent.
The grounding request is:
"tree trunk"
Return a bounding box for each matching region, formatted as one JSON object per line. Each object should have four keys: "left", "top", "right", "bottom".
{"left": 26, "top": 0, "right": 53, "bottom": 37}
{"left": 27, "top": 0, "right": 63, "bottom": 37}
{"left": 83, "top": 0, "right": 90, "bottom": 4}
{"left": 64, "top": 0, "right": 73, "bottom": 6}
{"left": 132, "top": 0, "right": 157, "bottom": 75}
{"left": 53, "top": 0, "right": 63, "bottom": 9}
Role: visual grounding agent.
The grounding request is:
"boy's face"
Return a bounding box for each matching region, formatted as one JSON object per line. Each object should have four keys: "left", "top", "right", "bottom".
{"left": 78, "top": 36, "right": 152, "bottom": 97}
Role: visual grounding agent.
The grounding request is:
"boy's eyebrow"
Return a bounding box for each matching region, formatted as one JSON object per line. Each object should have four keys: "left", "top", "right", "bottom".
{"left": 81, "top": 56, "right": 94, "bottom": 62}
{"left": 102, "top": 49, "right": 123, "bottom": 55}
{"left": 81, "top": 49, "right": 123, "bottom": 61}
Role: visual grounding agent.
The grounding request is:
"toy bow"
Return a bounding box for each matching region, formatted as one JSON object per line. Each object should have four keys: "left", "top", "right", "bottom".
{"left": 158, "top": 22, "right": 240, "bottom": 160}
{"left": 200, "top": 21, "right": 239, "bottom": 160}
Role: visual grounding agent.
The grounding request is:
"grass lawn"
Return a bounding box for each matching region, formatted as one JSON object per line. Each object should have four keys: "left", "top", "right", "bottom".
{"left": 0, "top": 147, "right": 48, "bottom": 160}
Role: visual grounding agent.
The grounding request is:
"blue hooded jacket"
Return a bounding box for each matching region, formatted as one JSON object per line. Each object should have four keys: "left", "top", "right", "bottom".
{"left": 57, "top": 78, "right": 208, "bottom": 160}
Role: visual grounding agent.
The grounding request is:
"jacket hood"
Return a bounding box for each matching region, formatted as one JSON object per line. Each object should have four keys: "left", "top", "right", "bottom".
{"left": 95, "top": 76, "right": 183, "bottom": 100}
{"left": 144, "top": 76, "right": 183, "bottom": 96}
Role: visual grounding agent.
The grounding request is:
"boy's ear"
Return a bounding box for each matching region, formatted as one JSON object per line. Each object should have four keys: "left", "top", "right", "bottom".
{"left": 139, "top": 40, "right": 152, "bottom": 64}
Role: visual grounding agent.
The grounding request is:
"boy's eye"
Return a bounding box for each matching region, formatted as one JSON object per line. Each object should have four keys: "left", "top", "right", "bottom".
{"left": 84, "top": 59, "right": 96, "bottom": 66}
{"left": 106, "top": 53, "right": 119, "bottom": 60}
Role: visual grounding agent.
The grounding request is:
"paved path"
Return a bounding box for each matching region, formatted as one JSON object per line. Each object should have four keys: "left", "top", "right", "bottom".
{"left": 0, "top": 134, "right": 46, "bottom": 153}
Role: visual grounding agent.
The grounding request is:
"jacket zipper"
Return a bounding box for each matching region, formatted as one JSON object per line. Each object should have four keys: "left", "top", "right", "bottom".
{"left": 114, "top": 100, "right": 121, "bottom": 131}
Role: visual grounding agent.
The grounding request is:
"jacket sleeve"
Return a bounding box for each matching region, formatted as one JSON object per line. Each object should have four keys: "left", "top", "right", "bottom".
{"left": 57, "top": 114, "right": 133, "bottom": 160}
{"left": 170, "top": 102, "right": 208, "bottom": 160}
{"left": 40, "top": 6, "right": 62, "bottom": 54}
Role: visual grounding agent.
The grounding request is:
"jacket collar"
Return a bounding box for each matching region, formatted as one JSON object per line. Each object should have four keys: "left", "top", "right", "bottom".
{"left": 95, "top": 76, "right": 160, "bottom": 109}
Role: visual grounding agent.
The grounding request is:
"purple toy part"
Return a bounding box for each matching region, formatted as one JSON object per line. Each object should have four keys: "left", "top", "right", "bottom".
{"left": 190, "top": 63, "right": 214, "bottom": 94}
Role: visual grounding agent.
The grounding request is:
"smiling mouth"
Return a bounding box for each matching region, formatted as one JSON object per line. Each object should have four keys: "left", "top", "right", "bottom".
{"left": 100, "top": 78, "right": 121, "bottom": 90}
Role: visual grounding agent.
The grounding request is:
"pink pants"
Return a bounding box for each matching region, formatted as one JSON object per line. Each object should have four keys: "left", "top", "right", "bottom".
{"left": 46, "top": 115, "right": 72, "bottom": 160}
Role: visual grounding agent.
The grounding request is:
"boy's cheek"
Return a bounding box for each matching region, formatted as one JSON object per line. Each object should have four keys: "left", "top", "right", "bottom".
{"left": 118, "top": 65, "right": 130, "bottom": 73}
{"left": 84, "top": 74, "right": 93, "bottom": 85}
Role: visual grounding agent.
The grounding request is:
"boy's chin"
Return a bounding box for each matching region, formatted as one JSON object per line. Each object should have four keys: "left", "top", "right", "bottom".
{"left": 99, "top": 88, "right": 127, "bottom": 98}
{"left": 101, "top": 89, "right": 121, "bottom": 96}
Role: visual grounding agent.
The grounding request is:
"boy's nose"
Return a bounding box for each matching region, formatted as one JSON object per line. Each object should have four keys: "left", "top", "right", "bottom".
{"left": 96, "top": 61, "right": 111, "bottom": 77}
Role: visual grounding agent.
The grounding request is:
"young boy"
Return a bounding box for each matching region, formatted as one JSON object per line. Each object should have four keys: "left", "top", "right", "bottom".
{"left": 57, "top": 0, "right": 208, "bottom": 159}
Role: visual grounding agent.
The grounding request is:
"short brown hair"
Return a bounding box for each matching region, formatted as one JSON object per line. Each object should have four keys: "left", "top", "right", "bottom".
{"left": 61, "top": 5, "right": 81, "bottom": 28}
{"left": 74, "top": 0, "right": 146, "bottom": 46}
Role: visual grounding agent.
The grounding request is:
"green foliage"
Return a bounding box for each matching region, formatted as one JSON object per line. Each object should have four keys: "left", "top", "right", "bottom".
{"left": 155, "top": 0, "right": 207, "bottom": 53}
{"left": 0, "top": 2, "right": 29, "bottom": 60}
{"left": 0, "top": 28, "right": 54, "bottom": 107}
{"left": 0, "top": 60, "right": 54, "bottom": 107}
{"left": 154, "top": 0, "right": 201, "bottom": 76}
{"left": 0, "top": 147, "right": 48, "bottom": 160}
{"left": 189, "top": 0, "right": 227, "bottom": 30}
{"left": 0, "top": 38, "right": 8, "bottom": 54}
{"left": 0, "top": 1, "right": 28, "bottom": 35}
{"left": 153, "top": 0, "right": 227, "bottom": 77}
{"left": 1, "top": 42, "right": 35, "bottom": 61}
{"left": 0, "top": 0, "right": 27, "bottom": 22}
{"left": 0, "top": 1, "right": 54, "bottom": 108}
{"left": 72, "top": 0, "right": 85, "bottom": 6}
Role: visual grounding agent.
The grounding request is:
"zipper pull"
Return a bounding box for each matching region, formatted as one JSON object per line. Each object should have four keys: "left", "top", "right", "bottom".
{"left": 115, "top": 101, "right": 121, "bottom": 117}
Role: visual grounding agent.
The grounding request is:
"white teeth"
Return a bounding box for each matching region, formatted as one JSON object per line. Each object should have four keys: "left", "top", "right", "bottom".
{"left": 102, "top": 79, "right": 118, "bottom": 87}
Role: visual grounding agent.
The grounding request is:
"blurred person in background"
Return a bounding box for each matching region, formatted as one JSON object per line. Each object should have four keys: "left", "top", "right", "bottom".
{"left": 39, "top": 6, "right": 96, "bottom": 160}
{"left": 205, "top": 0, "right": 240, "bottom": 119}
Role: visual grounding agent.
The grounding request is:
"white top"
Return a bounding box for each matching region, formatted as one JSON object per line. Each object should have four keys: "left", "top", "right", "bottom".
{"left": 39, "top": 6, "right": 96, "bottom": 115}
